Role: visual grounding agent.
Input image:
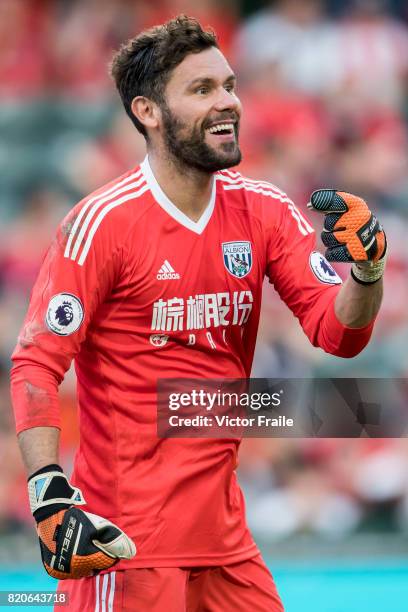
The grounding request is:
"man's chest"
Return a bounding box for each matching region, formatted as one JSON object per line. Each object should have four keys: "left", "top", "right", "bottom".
{"left": 102, "top": 215, "right": 266, "bottom": 348}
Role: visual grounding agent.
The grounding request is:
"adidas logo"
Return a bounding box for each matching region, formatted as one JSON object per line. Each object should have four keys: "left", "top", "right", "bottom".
{"left": 157, "top": 260, "right": 180, "bottom": 280}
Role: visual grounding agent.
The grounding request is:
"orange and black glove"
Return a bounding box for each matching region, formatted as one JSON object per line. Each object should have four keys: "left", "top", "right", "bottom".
{"left": 308, "top": 190, "right": 386, "bottom": 284}
{"left": 28, "top": 464, "right": 136, "bottom": 580}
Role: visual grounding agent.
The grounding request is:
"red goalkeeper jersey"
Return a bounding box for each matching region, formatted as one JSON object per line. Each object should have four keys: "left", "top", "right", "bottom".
{"left": 11, "top": 157, "right": 374, "bottom": 568}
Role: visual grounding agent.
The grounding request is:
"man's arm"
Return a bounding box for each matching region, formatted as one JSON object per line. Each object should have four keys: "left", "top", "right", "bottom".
{"left": 11, "top": 204, "right": 136, "bottom": 579}
{"left": 265, "top": 187, "right": 386, "bottom": 357}
{"left": 308, "top": 188, "right": 386, "bottom": 331}
{"left": 18, "top": 426, "right": 59, "bottom": 476}
{"left": 17, "top": 426, "right": 136, "bottom": 579}
{"left": 335, "top": 276, "right": 383, "bottom": 329}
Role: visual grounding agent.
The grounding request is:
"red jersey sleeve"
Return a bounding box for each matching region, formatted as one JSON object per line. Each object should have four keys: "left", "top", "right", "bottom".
{"left": 264, "top": 194, "right": 374, "bottom": 358}
{"left": 10, "top": 204, "right": 121, "bottom": 433}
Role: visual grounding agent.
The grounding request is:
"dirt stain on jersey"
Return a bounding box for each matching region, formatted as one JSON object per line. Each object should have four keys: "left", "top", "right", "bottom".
{"left": 60, "top": 213, "right": 79, "bottom": 247}
{"left": 18, "top": 321, "right": 47, "bottom": 348}
{"left": 24, "top": 382, "right": 52, "bottom": 417}
{"left": 61, "top": 217, "right": 76, "bottom": 237}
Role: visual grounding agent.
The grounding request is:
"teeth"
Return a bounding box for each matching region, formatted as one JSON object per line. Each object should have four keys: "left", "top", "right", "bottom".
{"left": 208, "top": 123, "right": 234, "bottom": 134}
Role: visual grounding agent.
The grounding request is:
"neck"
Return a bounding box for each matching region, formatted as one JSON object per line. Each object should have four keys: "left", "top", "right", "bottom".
{"left": 147, "top": 148, "right": 214, "bottom": 222}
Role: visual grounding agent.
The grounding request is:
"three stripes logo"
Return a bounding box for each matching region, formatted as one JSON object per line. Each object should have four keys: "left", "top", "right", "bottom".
{"left": 64, "top": 169, "right": 148, "bottom": 266}
{"left": 157, "top": 260, "right": 180, "bottom": 280}
{"left": 217, "top": 170, "right": 314, "bottom": 238}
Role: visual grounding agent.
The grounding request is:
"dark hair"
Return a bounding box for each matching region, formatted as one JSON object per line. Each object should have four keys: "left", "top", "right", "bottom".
{"left": 110, "top": 15, "right": 218, "bottom": 138}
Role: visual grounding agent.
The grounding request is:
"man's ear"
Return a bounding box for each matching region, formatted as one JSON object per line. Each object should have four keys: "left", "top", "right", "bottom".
{"left": 131, "top": 96, "right": 160, "bottom": 131}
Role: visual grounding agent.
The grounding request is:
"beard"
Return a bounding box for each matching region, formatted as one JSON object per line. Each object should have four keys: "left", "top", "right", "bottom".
{"left": 160, "top": 102, "right": 242, "bottom": 173}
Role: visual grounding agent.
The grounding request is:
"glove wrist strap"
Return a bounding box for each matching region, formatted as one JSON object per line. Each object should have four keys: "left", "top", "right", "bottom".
{"left": 28, "top": 465, "right": 86, "bottom": 519}
{"left": 29, "top": 464, "right": 63, "bottom": 479}
{"left": 351, "top": 253, "right": 387, "bottom": 285}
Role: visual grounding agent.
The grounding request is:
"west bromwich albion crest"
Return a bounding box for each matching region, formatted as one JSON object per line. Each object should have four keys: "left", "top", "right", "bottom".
{"left": 222, "top": 241, "right": 252, "bottom": 278}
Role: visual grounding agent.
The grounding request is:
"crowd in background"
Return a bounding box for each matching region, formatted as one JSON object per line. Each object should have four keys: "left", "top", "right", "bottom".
{"left": 1, "top": 0, "right": 408, "bottom": 542}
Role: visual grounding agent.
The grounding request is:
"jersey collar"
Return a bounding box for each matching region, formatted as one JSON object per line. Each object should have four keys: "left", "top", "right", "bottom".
{"left": 140, "top": 156, "right": 217, "bottom": 235}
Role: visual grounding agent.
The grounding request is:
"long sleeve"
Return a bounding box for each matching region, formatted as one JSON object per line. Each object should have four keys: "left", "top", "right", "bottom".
{"left": 10, "top": 204, "right": 120, "bottom": 433}
{"left": 265, "top": 196, "right": 374, "bottom": 358}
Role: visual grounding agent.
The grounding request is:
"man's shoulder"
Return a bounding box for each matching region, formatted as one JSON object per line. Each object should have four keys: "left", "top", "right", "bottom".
{"left": 64, "top": 164, "right": 152, "bottom": 231}
{"left": 216, "top": 168, "right": 293, "bottom": 218}
{"left": 71, "top": 164, "right": 149, "bottom": 219}
{"left": 216, "top": 169, "right": 314, "bottom": 238}
{"left": 60, "top": 164, "right": 152, "bottom": 265}
{"left": 217, "top": 168, "right": 291, "bottom": 200}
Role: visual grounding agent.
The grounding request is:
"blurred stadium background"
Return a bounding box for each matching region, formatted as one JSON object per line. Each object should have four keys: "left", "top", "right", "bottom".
{"left": 1, "top": 0, "right": 408, "bottom": 610}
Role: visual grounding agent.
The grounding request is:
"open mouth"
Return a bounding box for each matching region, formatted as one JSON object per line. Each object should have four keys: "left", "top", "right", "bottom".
{"left": 206, "top": 123, "right": 235, "bottom": 136}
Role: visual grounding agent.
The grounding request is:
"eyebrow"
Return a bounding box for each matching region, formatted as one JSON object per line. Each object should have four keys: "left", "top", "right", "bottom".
{"left": 187, "top": 74, "right": 237, "bottom": 88}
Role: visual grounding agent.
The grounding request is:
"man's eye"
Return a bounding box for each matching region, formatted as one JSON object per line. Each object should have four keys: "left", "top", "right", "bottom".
{"left": 196, "top": 87, "right": 209, "bottom": 95}
{"left": 225, "top": 84, "right": 235, "bottom": 92}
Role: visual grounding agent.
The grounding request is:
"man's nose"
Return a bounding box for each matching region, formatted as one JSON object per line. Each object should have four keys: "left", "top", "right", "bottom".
{"left": 213, "top": 87, "right": 240, "bottom": 113}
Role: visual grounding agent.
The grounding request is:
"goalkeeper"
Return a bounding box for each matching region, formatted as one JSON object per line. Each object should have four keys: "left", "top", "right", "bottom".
{"left": 11, "top": 15, "right": 386, "bottom": 612}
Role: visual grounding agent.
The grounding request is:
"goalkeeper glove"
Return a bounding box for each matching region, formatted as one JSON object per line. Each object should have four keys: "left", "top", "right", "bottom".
{"left": 307, "top": 189, "right": 386, "bottom": 284}
{"left": 28, "top": 464, "right": 136, "bottom": 580}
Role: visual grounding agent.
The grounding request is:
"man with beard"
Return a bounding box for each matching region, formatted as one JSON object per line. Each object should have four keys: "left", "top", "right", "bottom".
{"left": 11, "top": 15, "right": 386, "bottom": 612}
